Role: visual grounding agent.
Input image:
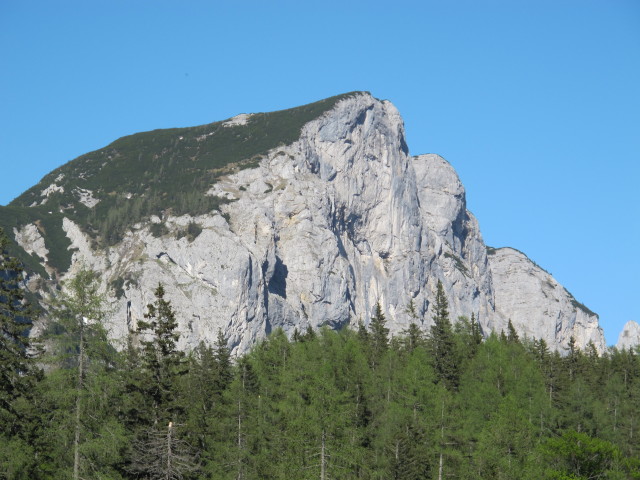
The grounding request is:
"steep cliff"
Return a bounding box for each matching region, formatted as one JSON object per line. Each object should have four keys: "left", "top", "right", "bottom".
{"left": 616, "top": 320, "right": 640, "bottom": 350}
{"left": 3, "top": 92, "right": 606, "bottom": 353}
{"left": 487, "top": 247, "right": 604, "bottom": 352}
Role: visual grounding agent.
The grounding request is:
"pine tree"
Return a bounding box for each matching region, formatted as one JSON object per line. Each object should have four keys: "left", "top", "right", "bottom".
{"left": 566, "top": 336, "right": 581, "bottom": 382}
{"left": 292, "top": 327, "right": 302, "bottom": 342}
{"left": 428, "top": 281, "right": 459, "bottom": 390}
{"left": 402, "top": 299, "right": 424, "bottom": 352}
{"left": 213, "top": 329, "right": 233, "bottom": 393}
{"left": 129, "top": 283, "right": 196, "bottom": 478}
{"left": 369, "top": 301, "right": 389, "bottom": 368}
{"left": 136, "top": 283, "right": 186, "bottom": 425}
{"left": 0, "top": 228, "right": 42, "bottom": 476}
{"left": 128, "top": 420, "right": 198, "bottom": 480}
{"left": 46, "top": 266, "right": 112, "bottom": 480}
{"left": 540, "top": 431, "right": 623, "bottom": 479}
{"left": 183, "top": 341, "right": 216, "bottom": 454}
{"left": 402, "top": 323, "right": 424, "bottom": 353}
{"left": 357, "top": 317, "right": 369, "bottom": 344}
{"left": 225, "top": 356, "right": 260, "bottom": 480}
{"left": 454, "top": 314, "right": 482, "bottom": 363}
{"left": 303, "top": 324, "right": 317, "bottom": 342}
{"left": 0, "top": 228, "right": 40, "bottom": 430}
{"left": 506, "top": 319, "right": 520, "bottom": 344}
{"left": 470, "top": 312, "right": 483, "bottom": 345}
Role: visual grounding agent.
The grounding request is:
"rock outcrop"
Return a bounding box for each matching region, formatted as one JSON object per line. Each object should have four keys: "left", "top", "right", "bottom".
{"left": 616, "top": 320, "right": 640, "bottom": 350}
{"left": 487, "top": 247, "right": 605, "bottom": 353}
{"left": 12, "top": 92, "right": 605, "bottom": 354}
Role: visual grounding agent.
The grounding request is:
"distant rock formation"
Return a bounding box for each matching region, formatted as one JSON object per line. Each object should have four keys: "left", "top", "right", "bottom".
{"left": 616, "top": 320, "right": 640, "bottom": 350}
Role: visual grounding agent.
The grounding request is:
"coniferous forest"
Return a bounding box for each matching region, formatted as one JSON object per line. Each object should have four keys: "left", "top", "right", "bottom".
{"left": 2, "top": 229, "right": 640, "bottom": 480}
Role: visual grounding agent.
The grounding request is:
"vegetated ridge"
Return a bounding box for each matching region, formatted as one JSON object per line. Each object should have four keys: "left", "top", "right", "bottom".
{"left": 0, "top": 92, "right": 359, "bottom": 274}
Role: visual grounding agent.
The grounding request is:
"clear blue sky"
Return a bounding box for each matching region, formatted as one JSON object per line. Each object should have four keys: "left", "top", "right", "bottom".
{"left": 1, "top": 1, "right": 639, "bottom": 345}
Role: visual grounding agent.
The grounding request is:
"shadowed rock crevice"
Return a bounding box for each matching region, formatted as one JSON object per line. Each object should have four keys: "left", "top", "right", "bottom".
{"left": 267, "top": 256, "right": 288, "bottom": 299}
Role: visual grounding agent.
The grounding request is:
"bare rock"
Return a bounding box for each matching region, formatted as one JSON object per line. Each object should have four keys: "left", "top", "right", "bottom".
{"left": 616, "top": 320, "right": 640, "bottom": 350}
{"left": 487, "top": 247, "right": 605, "bottom": 353}
{"left": 20, "top": 92, "right": 604, "bottom": 354}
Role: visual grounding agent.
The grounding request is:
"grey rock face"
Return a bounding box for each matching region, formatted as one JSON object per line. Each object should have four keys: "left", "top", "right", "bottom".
{"left": 616, "top": 320, "right": 640, "bottom": 350}
{"left": 487, "top": 248, "right": 605, "bottom": 353}
{"left": 25, "top": 93, "right": 604, "bottom": 354}
{"left": 14, "top": 224, "right": 49, "bottom": 265}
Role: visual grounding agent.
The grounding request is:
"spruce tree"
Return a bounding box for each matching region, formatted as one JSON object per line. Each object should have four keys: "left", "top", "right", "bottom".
{"left": 428, "top": 281, "right": 458, "bottom": 390}
{"left": 403, "top": 323, "right": 424, "bottom": 353}
{"left": 357, "top": 317, "right": 370, "bottom": 344}
{"left": 213, "top": 329, "right": 233, "bottom": 393}
{"left": 369, "top": 301, "right": 389, "bottom": 367}
{"left": 470, "top": 312, "right": 483, "bottom": 345}
{"left": 129, "top": 283, "right": 196, "bottom": 478}
{"left": 136, "top": 283, "right": 186, "bottom": 424}
{"left": 292, "top": 327, "right": 302, "bottom": 342}
{"left": 566, "top": 336, "right": 581, "bottom": 381}
{"left": 0, "top": 228, "right": 42, "bottom": 476}
{"left": 0, "top": 228, "right": 40, "bottom": 429}
{"left": 507, "top": 319, "right": 520, "bottom": 344}
{"left": 303, "top": 324, "right": 317, "bottom": 342}
{"left": 402, "top": 299, "right": 424, "bottom": 352}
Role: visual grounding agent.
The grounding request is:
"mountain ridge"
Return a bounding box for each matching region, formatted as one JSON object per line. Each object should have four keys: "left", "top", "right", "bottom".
{"left": 1, "top": 92, "right": 361, "bottom": 273}
{"left": 4, "top": 92, "right": 613, "bottom": 353}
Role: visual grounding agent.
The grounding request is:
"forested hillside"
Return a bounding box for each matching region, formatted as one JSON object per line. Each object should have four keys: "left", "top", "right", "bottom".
{"left": 2, "top": 231, "right": 639, "bottom": 479}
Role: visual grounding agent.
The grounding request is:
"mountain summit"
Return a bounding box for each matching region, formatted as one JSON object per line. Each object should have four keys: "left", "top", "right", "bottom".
{"left": 3, "top": 92, "right": 607, "bottom": 353}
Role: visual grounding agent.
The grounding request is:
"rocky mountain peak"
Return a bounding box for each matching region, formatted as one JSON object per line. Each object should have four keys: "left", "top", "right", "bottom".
{"left": 616, "top": 320, "right": 640, "bottom": 350}
{"left": 3, "top": 92, "right": 609, "bottom": 354}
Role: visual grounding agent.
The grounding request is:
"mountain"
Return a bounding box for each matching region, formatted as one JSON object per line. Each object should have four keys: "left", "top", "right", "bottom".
{"left": 3, "top": 92, "right": 607, "bottom": 354}
{"left": 488, "top": 247, "right": 604, "bottom": 351}
{"left": 616, "top": 320, "right": 640, "bottom": 350}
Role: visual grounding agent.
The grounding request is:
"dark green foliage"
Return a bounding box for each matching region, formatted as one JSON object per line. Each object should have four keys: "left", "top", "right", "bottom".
{"left": 453, "top": 314, "right": 483, "bottom": 371}
{"left": 37, "top": 267, "right": 124, "bottom": 479}
{"left": 444, "top": 251, "right": 469, "bottom": 276}
{"left": 428, "top": 280, "right": 459, "bottom": 390}
{"left": 402, "top": 322, "right": 424, "bottom": 353}
{"left": 135, "top": 283, "right": 186, "bottom": 425}
{"left": 566, "top": 291, "right": 597, "bottom": 317}
{"left": 0, "top": 228, "right": 40, "bottom": 422}
{"left": 2, "top": 275, "right": 638, "bottom": 478}
{"left": 0, "top": 228, "right": 43, "bottom": 477}
{"left": 0, "top": 206, "right": 73, "bottom": 276}
{"left": 149, "top": 221, "right": 169, "bottom": 238}
{"left": 368, "top": 301, "right": 389, "bottom": 366}
{"left": 176, "top": 221, "right": 203, "bottom": 242}
{"left": 402, "top": 299, "right": 425, "bottom": 353}
{"left": 540, "top": 431, "right": 622, "bottom": 479}
{"left": 109, "top": 276, "right": 126, "bottom": 299}
{"left": 108, "top": 274, "right": 138, "bottom": 301}
{"left": 127, "top": 284, "right": 197, "bottom": 478}
{"left": 357, "top": 317, "right": 369, "bottom": 344}
{"left": 507, "top": 319, "right": 520, "bottom": 344}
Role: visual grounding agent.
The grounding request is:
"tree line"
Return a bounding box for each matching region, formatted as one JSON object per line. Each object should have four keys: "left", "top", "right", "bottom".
{"left": 1, "top": 228, "right": 639, "bottom": 479}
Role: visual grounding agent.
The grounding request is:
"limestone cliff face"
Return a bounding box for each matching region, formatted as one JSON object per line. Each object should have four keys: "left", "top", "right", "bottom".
{"left": 616, "top": 320, "right": 640, "bottom": 350}
{"left": 487, "top": 248, "right": 605, "bottom": 353}
{"left": 18, "top": 93, "right": 605, "bottom": 353}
